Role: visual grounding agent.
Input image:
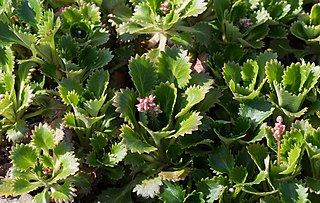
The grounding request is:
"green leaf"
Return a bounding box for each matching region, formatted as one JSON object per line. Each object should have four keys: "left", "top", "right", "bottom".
{"left": 113, "top": 88, "right": 138, "bottom": 127}
{"left": 83, "top": 98, "right": 105, "bottom": 117}
{"left": 34, "top": 189, "right": 50, "bottom": 203}
{"left": 52, "top": 152, "right": 79, "bottom": 182}
{"left": 247, "top": 143, "right": 269, "bottom": 171}
{"left": 266, "top": 59, "right": 284, "bottom": 91}
{"left": 159, "top": 180, "right": 186, "bottom": 203}
{"left": 154, "top": 82, "right": 177, "bottom": 129}
{"left": 102, "top": 143, "right": 127, "bottom": 167}
{"left": 260, "top": 196, "right": 283, "bottom": 203}
{"left": 279, "top": 181, "right": 309, "bottom": 203}
{"left": 310, "top": 4, "right": 320, "bottom": 25}
{"left": 121, "top": 125, "right": 156, "bottom": 154}
{"left": 11, "top": 144, "right": 38, "bottom": 171}
{"left": 0, "top": 177, "right": 14, "bottom": 196}
{"left": 87, "top": 70, "right": 109, "bottom": 98}
{"left": 133, "top": 176, "right": 163, "bottom": 199}
{"left": 157, "top": 47, "right": 191, "bottom": 89}
{"left": 16, "top": 0, "right": 38, "bottom": 28}
{"left": 51, "top": 182, "right": 77, "bottom": 203}
{"left": 171, "top": 111, "right": 202, "bottom": 138}
{"left": 0, "top": 22, "right": 18, "bottom": 45}
{"left": 90, "top": 134, "right": 108, "bottom": 151}
{"left": 305, "top": 177, "right": 320, "bottom": 193}
{"left": 6, "top": 120, "right": 27, "bottom": 142}
{"left": 280, "top": 145, "right": 302, "bottom": 175}
{"left": 176, "top": 85, "right": 207, "bottom": 118}
{"left": 196, "top": 178, "right": 224, "bottom": 202}
{"left": 129, "top": 55, "right": 157, "bottom": 97}
{"left": 13, "top": 179, "right": 42, "bottom": 195}
{"left": 208, "top": 144, "right": 234, "bottom": 174}
{"left": 32, "top": 123, "right": 55, "bottom": 153}
{"left": 98, "top": 186, "right": 133, "bottom": 203}
{"left": 184, "top": 190, "right": 205, "bottom": 203}
{"left": 239, "top": 98, "right": 274, "bottom": 128}
{"left": 230, "top": 166, "right": 248, "bottom": 183}
{"left": 214, "top": 0, "right": 230, "bottom": 22}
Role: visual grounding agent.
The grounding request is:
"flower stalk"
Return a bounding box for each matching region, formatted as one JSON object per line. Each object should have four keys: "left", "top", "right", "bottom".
{"left": 272, "top": 116, "right": 286, "bottom": 166}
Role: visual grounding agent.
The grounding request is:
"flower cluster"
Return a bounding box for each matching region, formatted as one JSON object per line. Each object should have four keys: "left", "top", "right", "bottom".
{"left": 272, "top": 116, "right": 285, "bottom": 141}
{"left": 136, "top": 95, "right": 160, "bottom": 112}
{"left": 160, "top": 2, "right": 170, "bottom": 13}
{"left": 239, "top": 18, "right": 253, "bottom": 28}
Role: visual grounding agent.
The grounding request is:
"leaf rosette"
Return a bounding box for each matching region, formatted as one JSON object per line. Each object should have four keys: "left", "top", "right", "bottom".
{"left": 266, "top": 59, "right": 320, "bottom": 117}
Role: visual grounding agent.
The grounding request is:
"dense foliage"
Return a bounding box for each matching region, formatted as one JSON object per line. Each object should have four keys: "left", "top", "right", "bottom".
{"left": 0, "top": 0, "right": 320, "bottom": 202}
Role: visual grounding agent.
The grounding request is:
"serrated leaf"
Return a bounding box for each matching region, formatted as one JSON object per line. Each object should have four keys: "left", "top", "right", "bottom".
{"left": 280, "top": 145, "right": 302, "bottom": 175}
{"left": 239, "top": 98, "right": 274, "bottom": 128}
{"left": 171, "top": 111, "right": 202, "bottom": 138}
{"left": 133, "top": 176, "right": 163, "bottom": 199}
{"left": 98, "top": 186, "right": 133, "bottom": 203}
{"left": 11, "top": 145, "right": 38, "bottom": 171}
{"left": 16, "top": 0, "right": 38, "bottom": 28}
{"left": 106, "top": 165, "right": 125, "bottom": 180}
{"left": 13, "top": 179, "right": 42, "bottom": 195}
{"left": 208, "top": 144, "right": 234, "bottom": 174}
{"left": 66, "top": 91, "right": 80, "bottom": 107}
{"left": 154, "top": 82, "right": 177, "bottom": 129}
{"left": 157, "top": 47, "right": 191, "bottom": 89}
{"left": 6, "top": 120, "right": 27, "bottom": 142}
{"left": 247, "top": 143, "right": 269, "bottom": 171}
{"left": 32, "top": 123, "right": 55, "bottom": 153}
{"left": 90, "top": 134, "right": 108, "bottom": 151}
{"left": 0, "top": 22, "right": 18, "bottom": 45}
{"left": 196, "top": 178, "right": 224, "bottom": 202}
{"left": 102, "top": 143, "right": 127, "bottom": 167}
{"left": 34, "top": 189, "right": 50, "bottom": 203}
{"left": 176, "top": 85, "right": 207, "bottom": 118}
{"left": 87, "top": 70, "right": 109, "bottom": 99}
{"left": 306, "top": 177, "right": 320, "bottom": 193}
{"left": 121, "top": 125, "right": 156, "bottom": 154}
{"left": 230, "top": 166, "right": 248, "bottom": 183}
{"left": 0, "top": 177, "right": 14, "bottom": 196}
{"left": 214, "top": 0, "right": 230, "bottom": 22}
{"left": 51, "top": 182, "right": 76, "bottom": 203}
{"left": 260, "top": 196, "right": 283, "bottom": 203}
{"left": 83, "top": 97, "right": 105, "bottom": 117}
{"left": 184, "top": 190, "right": 205, "bottom": 203}
{"left": 52, "top": 152, "right": 79, "bottom": 182}
{"left": 129, "top": 55, "right": 157, "bottom": 97}
{"left": 279, "top": 181, "right": 309, "bottom": 203}
{"left": 113, "top": 88, "right": 138, "bottom": 127}
{"left": 159, "top": 180, "right": 185, "bottom": 203}
{"left": 310, "top": 4, "right": 320, "bottom": 25}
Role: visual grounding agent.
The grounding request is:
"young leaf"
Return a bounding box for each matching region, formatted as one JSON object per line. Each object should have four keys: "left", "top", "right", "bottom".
{"left": 129, "top": 55, "right": 157, "bottom": 97}
{"left": 184, "top": 190, "right": 205, "bottom": 203}
{"left": 158, "top": 180, "right": 186, "bottom": 203}
{"left": 157, "top": 47, "right": 191, "bottom": 89}
{"left": 208, "top": 144, "right": 234, "bottom": 174}
{"left": 133, "top": 176, "right": 163, "bottom": 199}
{"left": 10, "top": 145, "right": 38, "bottom": 171}
{"left": 121, "top": 125, "right": 156, "bottom": 154}
{"left": 102, "top": 143, "right": 127, "bottom": 167}
{"left": 52, "top": 152, "right": 79, "bottom": 182}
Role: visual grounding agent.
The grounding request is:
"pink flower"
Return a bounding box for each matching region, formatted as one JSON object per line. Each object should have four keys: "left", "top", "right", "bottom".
{"left": 272, "top": 116, "right": 285, "bottom": 141}
{"left": 136, "top": 95, "right": 160, "bottom": 112}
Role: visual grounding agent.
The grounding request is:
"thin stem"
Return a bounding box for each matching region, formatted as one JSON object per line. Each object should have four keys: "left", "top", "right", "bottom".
{"left": 277, "top": 139, "right": 281, "bottom": 166}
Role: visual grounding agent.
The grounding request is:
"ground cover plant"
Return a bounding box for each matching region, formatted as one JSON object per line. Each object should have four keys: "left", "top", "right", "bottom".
{"left": 0, "top": 0, "right": 320, "bottom": 202}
